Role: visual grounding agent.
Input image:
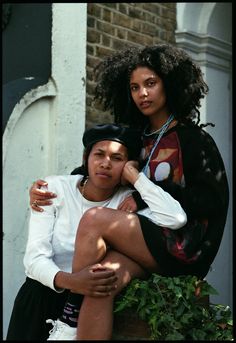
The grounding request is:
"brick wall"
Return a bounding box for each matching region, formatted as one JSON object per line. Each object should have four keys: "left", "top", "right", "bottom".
{"left": 86, "top": 3, "right": 176, "bottom": 126}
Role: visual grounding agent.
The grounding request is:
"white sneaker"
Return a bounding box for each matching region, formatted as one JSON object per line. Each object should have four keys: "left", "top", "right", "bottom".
{"left": 46, "top": 319, "right": 77, "bottom": 340}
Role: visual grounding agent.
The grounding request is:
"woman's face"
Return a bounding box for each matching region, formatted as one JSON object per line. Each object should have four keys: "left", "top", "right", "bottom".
{"left": 130, "top": 66, "right": 169, "bottom": 119}
{"left": 88, "top": 140, "right": 128, "bottom": 191}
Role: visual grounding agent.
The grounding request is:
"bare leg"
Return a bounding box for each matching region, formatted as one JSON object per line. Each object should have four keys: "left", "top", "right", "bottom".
{"left": 73, "top": 207, "right": 160, "bottom": 273}
{"left": 77, "top": 249, "right": 147, "bottom": 340}
{"left": 72, "top": 207, "right": 160, "bottom": 340}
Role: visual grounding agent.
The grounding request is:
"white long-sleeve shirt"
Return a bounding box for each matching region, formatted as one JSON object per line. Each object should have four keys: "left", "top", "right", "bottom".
{"left": 24, "top": 173, "right": 186, "bottom": 291}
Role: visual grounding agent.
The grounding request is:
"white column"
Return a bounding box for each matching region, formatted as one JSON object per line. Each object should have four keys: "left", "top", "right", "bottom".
{"left": 50, "top": 3, "right": 87, "bottom": 173}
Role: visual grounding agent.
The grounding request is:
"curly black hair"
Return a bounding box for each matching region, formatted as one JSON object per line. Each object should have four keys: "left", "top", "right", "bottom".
{"left": 94, "top": 44, "right": 212, "bottom": 129}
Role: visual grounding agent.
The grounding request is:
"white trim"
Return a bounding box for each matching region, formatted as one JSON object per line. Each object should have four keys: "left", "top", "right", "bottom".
{"left": 2, "top": 79, "right": 57, "bottom": 166}
{"left": 175, "top": 30, "right": 232, "bottom": 72}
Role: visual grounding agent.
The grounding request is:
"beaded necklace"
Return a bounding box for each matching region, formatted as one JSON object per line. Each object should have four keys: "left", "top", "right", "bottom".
{"left": 142, "top": 114, "right": 174, "bottom": 176}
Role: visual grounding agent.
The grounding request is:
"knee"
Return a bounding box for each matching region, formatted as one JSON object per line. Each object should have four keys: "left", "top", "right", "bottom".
{"left": 78, "top": 207, "right": 106, "bottom": 233}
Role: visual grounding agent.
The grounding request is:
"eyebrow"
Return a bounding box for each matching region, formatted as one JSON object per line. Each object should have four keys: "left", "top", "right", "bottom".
{"left": 112, "top": 152, "right": 126, "bottom": 158}
{"left": 94, "top": 148, "right": 126, "bottom": 157}
{"left": 130, "top": 76, "right": 157, "bottom": 84}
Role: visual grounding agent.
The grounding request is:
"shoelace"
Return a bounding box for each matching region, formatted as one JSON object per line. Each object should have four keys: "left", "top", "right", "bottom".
{"left": 46, "top": 319, "right": 64, "bottom": 338}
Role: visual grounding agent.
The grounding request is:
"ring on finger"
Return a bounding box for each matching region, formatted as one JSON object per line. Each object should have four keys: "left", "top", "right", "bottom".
{"left": 32, "top": 200, "right": 38, "bottom": 207}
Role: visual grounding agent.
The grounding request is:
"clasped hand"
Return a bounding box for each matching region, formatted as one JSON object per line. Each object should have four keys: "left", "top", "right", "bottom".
{"left": 70, "top": 264, "right": 118, "bottom": 297}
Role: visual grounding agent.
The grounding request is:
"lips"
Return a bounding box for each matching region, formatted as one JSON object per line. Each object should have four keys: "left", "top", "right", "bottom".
{"left": 140, "top": 101, "right": 152, "bottom": 109}
{"left": 96, "top": 172, "right": 111, "bottom": 179}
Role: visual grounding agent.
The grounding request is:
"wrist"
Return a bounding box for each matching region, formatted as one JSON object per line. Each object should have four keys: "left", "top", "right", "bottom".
{"left": 54, "top": 270, "right": 72, "bottom": 290}
{"left": 131, "top": 173, "right": 139, "bottom": 184}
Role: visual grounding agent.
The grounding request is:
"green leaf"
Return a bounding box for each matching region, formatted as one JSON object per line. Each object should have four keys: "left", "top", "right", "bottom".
{"left": 113, "top": 274, "right": 233, "bottom": 341}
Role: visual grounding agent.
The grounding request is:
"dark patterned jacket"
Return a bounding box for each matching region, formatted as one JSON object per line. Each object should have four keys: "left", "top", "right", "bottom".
{"left": 133, "top": 123, "right": 229, "bottom": 278}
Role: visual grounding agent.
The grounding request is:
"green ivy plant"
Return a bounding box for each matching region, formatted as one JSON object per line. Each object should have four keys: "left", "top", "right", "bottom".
{"left": 114, "top": 274, "right": 233, "bottom": 340}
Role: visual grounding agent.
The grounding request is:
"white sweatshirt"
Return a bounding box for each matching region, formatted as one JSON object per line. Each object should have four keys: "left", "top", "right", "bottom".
{"left": 24, "top": 173, "right": 186, "bottom": 291}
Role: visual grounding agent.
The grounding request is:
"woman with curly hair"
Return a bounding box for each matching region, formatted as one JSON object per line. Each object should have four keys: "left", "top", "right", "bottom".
{"left": 29, "top": 44, "right": 229, "bottom": 340}
{"left": 93, "top": 43, "right": 229, "bottom": 277}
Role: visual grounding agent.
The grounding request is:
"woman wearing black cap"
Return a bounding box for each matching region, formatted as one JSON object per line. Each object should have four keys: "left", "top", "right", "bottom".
{"left": 7, "top": 124, "right": 186, "bottom": 341}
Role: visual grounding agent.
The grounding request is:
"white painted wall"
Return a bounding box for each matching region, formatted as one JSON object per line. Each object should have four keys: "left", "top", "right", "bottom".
{"left": 50, "top": 3, "right": 87, "bottom": 173}
{"left": 176, "top": 3, "right": 232, "bottom": 309}
{"left": 3, "top": 3, "right": 87, "bottom": 338}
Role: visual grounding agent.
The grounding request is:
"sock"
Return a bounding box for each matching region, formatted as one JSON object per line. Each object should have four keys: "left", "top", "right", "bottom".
{"left": 60, "top": 293, "right": 84, "bottom": 327}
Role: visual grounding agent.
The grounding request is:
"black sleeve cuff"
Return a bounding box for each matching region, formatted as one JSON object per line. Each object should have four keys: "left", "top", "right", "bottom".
{"left": 132, "top": 191, "right": 148, "bottom": 210}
